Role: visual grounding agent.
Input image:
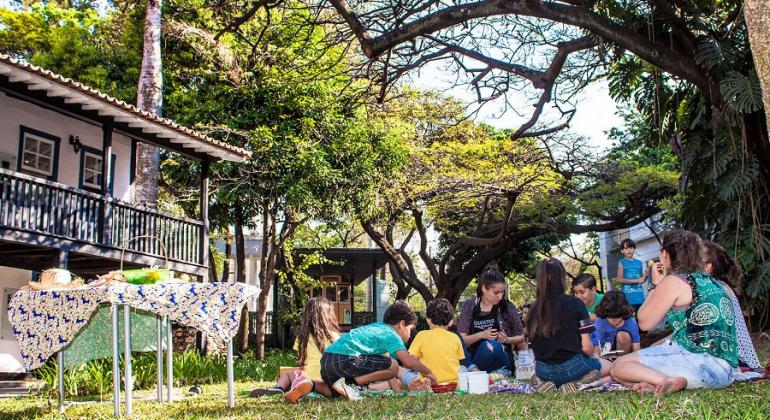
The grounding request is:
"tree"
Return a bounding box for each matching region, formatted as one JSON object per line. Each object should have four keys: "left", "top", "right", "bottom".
{"left": 157, "top": 3, "right": 408, "bottom": 357}
{"left": 134, "top": 0, "right": 163, "bottom": 206}
{"left": 745, "top": 0, "right": 770, "bottom": 131}
{"left": 361, "top": 90, "right": 677, "bottom": 305}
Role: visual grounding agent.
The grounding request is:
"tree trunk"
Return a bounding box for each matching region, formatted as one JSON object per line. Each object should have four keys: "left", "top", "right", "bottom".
{"left": 234, "top": 208, "right": 249, "bottom": 354}
{"left": 254, "top": 205, "right": 274, "bottom": 360}
{"left": 221, "top": 237, "right": 232, "bottom": 282}
{"left": 207, "top": 243, "right": 218, "bottom": 283}
{"left": 745, "top": 0, "right": 770, "bottom": 130}
{"left": 134, "top": 0, "right": 163, "bottom": 206}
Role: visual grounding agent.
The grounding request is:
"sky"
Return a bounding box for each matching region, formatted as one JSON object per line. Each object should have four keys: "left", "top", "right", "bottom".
{"left": 408, "top": 61, "right": 625, "bottom": 152}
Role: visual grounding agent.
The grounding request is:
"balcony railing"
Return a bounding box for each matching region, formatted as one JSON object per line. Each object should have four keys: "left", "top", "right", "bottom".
{"left": 0, "top": 168, "right": 204, "bottom": 265}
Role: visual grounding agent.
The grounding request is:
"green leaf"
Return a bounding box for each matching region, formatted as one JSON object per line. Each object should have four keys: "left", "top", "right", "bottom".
{"left": 719, "top": 71, "right": 764, "bottom": 114}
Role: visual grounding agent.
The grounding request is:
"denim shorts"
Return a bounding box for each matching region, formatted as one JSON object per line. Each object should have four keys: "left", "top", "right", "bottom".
{"left": 535, "top": 353, "right": 601, "bottom": 386}
{"left": 637, "top": 340, "right": 734, "bottom": 389}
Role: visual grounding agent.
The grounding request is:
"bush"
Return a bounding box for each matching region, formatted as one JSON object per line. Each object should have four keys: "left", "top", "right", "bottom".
{"left": 34, "top": 349, "right": 295, "bottom": 398}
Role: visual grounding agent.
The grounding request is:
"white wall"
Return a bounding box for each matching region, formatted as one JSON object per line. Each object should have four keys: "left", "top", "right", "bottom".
{"left": 0, "top": 92, "right": 133, "bottom": 201}
{"left": 0, "top": 266, "right": 32, "bottom": 373}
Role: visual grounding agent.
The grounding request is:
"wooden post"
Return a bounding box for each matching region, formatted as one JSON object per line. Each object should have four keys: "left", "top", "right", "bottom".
{"left": 100, "top": 124, "right": 113, "bottom": 246}
{"left": 371, "top": 261, "right": 377, "bottom": 322}
{"left": 199, "top": 160, "right": 209, "bottom": 274}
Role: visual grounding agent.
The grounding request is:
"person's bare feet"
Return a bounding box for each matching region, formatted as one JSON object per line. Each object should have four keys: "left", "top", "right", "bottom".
{"left": 632, "top": 382, "right": 656, "bottom": 393}
{"left": 655, "top": 377, "right": 687, "bottom": 396}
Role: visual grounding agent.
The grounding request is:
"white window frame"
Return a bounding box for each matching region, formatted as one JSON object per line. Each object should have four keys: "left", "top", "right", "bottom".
{"left": 20, "top": 133, "right": 55, "bottom": 177}
{"left": 82, "top": 150, "right": 103, "bottom": 189}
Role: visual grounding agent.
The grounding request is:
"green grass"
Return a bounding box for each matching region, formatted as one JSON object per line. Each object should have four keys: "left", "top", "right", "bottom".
{"left": 1, "top": 380, "right": 769, "bottom": 419}
{"left": 1, "top": 339, "right": 767, "bottom": 419}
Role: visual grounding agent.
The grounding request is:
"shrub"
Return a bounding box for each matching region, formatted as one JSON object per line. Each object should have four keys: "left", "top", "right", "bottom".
{"left": 34, "top": 349, "right": 295, "bottom": 398}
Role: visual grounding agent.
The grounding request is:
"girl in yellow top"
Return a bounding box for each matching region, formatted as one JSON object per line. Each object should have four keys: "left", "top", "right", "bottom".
{"left": 250, "top": 297, "right": 340, "bottom": 400}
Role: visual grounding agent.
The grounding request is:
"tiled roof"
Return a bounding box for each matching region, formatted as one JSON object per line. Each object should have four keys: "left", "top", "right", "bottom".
{"left": 0, "top": 54, "right": 251, "bottom": 161}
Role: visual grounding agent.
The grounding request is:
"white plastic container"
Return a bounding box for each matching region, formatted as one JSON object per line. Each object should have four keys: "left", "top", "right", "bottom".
{"left": 457, "top": 371, "right": 469, "bottom": 391}
{"left": 467, "top": 372, "right": 489, "bottom": 394}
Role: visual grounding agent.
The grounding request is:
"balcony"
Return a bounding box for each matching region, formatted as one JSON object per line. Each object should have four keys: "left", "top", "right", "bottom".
{"left": 0, "top": 168, "right": 205, "bottom": 275}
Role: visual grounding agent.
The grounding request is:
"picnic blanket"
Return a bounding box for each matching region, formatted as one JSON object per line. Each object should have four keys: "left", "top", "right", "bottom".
{"left": 8, "top": 282, "right": 258, "bottom": 370}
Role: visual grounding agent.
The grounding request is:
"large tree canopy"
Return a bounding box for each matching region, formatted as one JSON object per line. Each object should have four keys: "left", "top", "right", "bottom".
{"left": 362, "top": 90, "right": 677, "bottom": 304}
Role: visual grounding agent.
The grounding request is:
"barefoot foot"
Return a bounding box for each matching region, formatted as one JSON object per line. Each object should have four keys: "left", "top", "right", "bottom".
{"left": 655, "top": 377, "right": 687, "bottom": 395}
{"left": 632, "top": 382, "right": 656, "bottom": 393}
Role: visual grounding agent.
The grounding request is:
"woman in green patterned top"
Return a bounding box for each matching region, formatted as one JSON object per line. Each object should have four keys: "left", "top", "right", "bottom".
{"left": 610, "top": 229, "right": 738, "bottom": 395}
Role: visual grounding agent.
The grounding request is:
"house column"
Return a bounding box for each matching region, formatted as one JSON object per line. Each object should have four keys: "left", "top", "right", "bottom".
{"left": 100, "top": 124, "right": 113, "bottom": 246}
{"left": 57, "top": 246, "right": 69, "bottom": 269}
{"left": 371, "top": 261, "right": 377, "bottom": 322}
{"left": 199, "top": 160, "right": 210, "bottom": 276}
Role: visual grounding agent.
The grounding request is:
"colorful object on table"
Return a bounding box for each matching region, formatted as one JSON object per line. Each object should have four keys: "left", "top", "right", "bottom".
{"left": 8, "top": 282, "right": 259, "bottom": 370}
{"left": 26, "top": 269, "right": 83, "bottom": 291}
{"left": 122, "top": 268, "right": 171, "bottom": 285}
{"left": 430, "top": 382, "right": 457, "bottom": 394}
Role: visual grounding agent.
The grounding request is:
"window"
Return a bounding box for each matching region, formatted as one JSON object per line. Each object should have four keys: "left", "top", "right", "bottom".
{"left": 82, "top": 151, "right": 103, "bottom": 189}
{"left": 1, "top": 288, "right": 18, "bottom": 340}
{"left": 18, "top": 126, "right": 59, "bottom": 180}
{"left": 338, "top": 285, "right": 350, "bottom": 303}
{"left": 325, "top": 286, "right": 337, "bottom": 302}
{"left": 79, "top": 146, "right": 115, "bottom": 193}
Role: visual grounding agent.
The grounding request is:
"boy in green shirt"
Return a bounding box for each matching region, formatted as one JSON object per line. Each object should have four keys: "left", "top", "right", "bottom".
{"left": 292, "top": 300, "right": 436, "bottom": 401}
{"left": 572, "top": 273, "right": 604, "bottom": 320}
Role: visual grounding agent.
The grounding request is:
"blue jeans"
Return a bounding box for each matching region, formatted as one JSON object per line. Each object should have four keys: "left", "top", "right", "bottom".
{"left": 535, "top": 353, "right": 601, "bottom": 386}
{"left": 460, "top": 336, "right": 511, "bottom": 372}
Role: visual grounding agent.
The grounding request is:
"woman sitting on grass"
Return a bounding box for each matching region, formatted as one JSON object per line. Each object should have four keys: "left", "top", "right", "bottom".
{"left": 703, "top": 241, "right": 762, "bottom": 373}
{"left": 528, "top": 258, "right": 611, "bottom": 392}
{"left": 250, "top": 297, "right": 340, "bottom": 401}
{"left": 591, "top": 291, "right": 640, "bottom": 358}
{"left": 457, "top": 266, "right": 526, "bottom": 373}
{"left": 611, "top": 230, "right": 739, "bottom": 394}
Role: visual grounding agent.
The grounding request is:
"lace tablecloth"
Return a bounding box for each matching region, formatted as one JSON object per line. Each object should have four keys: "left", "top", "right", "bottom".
{"left": 8, "top": 282, "right": 258, "bottom": 370}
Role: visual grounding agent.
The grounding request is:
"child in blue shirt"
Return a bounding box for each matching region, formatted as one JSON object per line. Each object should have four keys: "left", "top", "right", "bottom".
{"left": 591, "top": 291, "right": 640, "bottom": 357}
{"left": 316, "top": 300, "right": 436, "bottom": 400}
{"left": 617, "top": 238, "right": 646, "bottom": 315}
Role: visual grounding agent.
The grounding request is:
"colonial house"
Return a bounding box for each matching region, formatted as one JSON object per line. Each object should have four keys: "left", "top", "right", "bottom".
{"left": 0, "top": 55, "right": 250, "bottom": 374}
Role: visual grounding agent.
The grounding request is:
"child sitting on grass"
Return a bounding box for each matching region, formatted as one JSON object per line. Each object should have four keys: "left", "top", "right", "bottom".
{"left": 250, "top": 297, "right": 340, "bottom": 402}
{"left": 591, "top": 291, "right": 640, "bottom": 358}
{"left": 315, "top": 300, "right": 437, "bottom": 400}
{"left": 572, "top": 273, "right": 604, "bottom": 321}
{"left": 371, "top": 298, "right": 465, "bottom": 391}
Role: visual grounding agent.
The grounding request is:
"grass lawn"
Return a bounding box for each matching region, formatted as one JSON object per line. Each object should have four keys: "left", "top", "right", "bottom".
{"left": 2, "top": 339, "right": 768, "bottom": 419}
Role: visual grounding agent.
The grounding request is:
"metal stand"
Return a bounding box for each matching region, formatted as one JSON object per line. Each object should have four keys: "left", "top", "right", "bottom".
{"left": 123, "top": 305, "right": 133, "bottom": 415}
{"left": 156, "top": 316, "right": 163, "bottom": 402}
{"left": 57, "top": 351, "right": 64, "bottom": 413}
{"left": 111, "top": 303, "right": 120, "bottom": 417}
{"left": 227, "top": 339, "right": 234, "bottom": 408}
{"left": 166, "top": 316, "right": 173, "bottom": 402}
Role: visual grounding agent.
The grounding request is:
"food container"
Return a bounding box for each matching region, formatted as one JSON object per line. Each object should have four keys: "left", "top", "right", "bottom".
{"left": 467, "top": 372, "right": 490, "bottom": 394}
{"left": 457, "top": 371, "right": 469, "bottom": 391}
{"left": 123, "top": 268, "right": 171, "bottom": 285}
{"left": 430, "top": 382, "right": 457, "bottom": 394}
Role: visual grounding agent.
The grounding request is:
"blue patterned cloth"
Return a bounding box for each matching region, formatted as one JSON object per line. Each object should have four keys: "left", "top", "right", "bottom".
{"left": 8, "top": 282, "right": 258, "bottom": 370}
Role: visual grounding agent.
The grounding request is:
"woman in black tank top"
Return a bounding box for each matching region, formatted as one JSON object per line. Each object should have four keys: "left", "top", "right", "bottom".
{"left": 456, "top": 267, "right": 526, "bottom": 372}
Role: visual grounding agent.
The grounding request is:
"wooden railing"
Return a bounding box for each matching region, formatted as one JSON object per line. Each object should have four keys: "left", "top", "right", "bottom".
{"left": 0, "top": 168, "right": 203, "bottom": 265}
{"left": 110, "top": 202, "right": 203, "bottom": 264}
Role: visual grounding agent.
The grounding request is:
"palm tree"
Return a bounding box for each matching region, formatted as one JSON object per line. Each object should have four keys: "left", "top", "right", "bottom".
{"left": 134, "top": 0, "right": 162, "bottom": 206}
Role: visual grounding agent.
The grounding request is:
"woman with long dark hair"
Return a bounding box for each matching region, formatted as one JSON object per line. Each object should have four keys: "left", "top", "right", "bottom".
{"left": 456, "top": 266, "right": 526, "bottom": 372}
{"left": 527, "top": 258, "right": 611, "bottom": 392}
{"left": 703, "top": 241, "right": 761, "bottom": 372}
{"left": 610, "top": 230, "right": 738, "bottom": 395}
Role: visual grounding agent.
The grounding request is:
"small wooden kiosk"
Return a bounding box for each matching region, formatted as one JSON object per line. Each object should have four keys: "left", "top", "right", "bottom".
{"left": 290, "top": 248, "right": 389, "bottom": 330}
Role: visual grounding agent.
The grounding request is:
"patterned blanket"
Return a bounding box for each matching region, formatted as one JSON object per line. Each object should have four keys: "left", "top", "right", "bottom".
{"left": 8, "top": 282, "right": 258, "bottom": 370}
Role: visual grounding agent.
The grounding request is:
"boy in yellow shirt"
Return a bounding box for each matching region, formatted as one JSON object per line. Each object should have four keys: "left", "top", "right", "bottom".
{"left": 407, "top": 298, "right": 466, "bottom": 384}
